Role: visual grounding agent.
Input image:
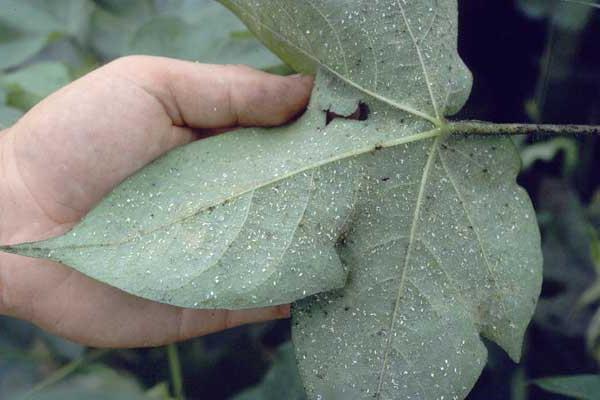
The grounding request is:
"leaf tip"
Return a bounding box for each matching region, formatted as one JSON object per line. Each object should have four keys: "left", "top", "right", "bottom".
{"left": 0, "top": 243, "right": 51, "bottom": 260}
{"left": 0, "top": 244, "right": 18, "bottom": 255}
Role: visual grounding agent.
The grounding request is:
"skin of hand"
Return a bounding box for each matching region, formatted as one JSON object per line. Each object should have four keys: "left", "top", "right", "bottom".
{"left": 0, "top": 56, "right": 314, "bottom": 348}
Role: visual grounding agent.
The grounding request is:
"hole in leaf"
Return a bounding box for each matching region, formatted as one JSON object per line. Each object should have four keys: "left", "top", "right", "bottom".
{"left": 325, "top": 102, "right": 370, "bottom": 125}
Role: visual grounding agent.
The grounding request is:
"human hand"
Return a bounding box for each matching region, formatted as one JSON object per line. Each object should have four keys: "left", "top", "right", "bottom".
{"left": 0, "top": 56, "right": 313, "bottom": 347}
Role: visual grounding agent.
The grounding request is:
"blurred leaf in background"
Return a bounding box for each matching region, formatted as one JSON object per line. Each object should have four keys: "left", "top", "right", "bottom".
{"left": 0, "top": 61, "right": 70, "bottom": 110}
{"left": 517, "top": 0, "right": 595, "bottom": 122}
{"left": 22, "top": 365, "right": 174, "bottom": 400}
{"left": 232, "top": 343, "right": 305, "bottom": 400}
{"left": 533, "top": 179, "right": 599, "bottom": 338}
{"left": 0, "top": 87, "right": 22, "bottom": 128}
{"left": 0, "top": 0, "right": 64, "bottom": 70}
{"left": 533, "top": 374, "right": 600, "bottom": 399}
{"left": 90, "top": 0, "right": 280, "bottom": 68}
{"left": 583, "top": 191, "right": 600, "bottom": 363}
{"left": 520, "top": 137, "right": 580, "bottom": 176}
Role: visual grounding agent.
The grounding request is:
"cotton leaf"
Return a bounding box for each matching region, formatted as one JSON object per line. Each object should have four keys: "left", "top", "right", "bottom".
{"left": 1, "top": 1, "right": 543, "bottom": 399}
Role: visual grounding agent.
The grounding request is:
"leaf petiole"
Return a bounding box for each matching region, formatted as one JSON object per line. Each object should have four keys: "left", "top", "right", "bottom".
{"left": 448, "top": 120, "right": 600, "bottom": 137}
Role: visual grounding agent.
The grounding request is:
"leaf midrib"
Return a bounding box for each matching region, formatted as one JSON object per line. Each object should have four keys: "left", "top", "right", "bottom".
{"left": 222, "top": 0, "right": 441, "bottom": 125}
{"left": 16, "top": 127, "right": 444, "bottom": 252}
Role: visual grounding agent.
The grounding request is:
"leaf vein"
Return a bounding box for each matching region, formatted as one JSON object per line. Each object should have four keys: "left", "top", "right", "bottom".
{"left": 227, "top": 0, "right": 439, "bottom": 124}
{"left": 375, "top": 136, "right": 441, "bottom": 397}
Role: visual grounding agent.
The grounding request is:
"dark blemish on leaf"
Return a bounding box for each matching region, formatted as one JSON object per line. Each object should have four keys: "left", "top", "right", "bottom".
{"left": 336, "top": 233, "right": 348, "bottom": 248}
{"left": 381, "top": 177, "right": 390, "bottom": 182}
{"left": 357, "top": 102, "right": 370, "bottom": 121}
{"left": 482, "top": 168, "right": 488, "bottom": 173}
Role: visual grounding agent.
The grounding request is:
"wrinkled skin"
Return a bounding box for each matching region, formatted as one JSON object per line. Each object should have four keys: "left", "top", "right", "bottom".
{"left": 0, "top": 56, "right": 313, "bottom": 347}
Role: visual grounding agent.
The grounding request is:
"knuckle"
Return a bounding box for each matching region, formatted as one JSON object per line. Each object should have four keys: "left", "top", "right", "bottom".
{"left": 104, "top": 55, "right": 156, "bottom": 75}
{"left": 223, "top": 63, "right": 256, "bottom": 75}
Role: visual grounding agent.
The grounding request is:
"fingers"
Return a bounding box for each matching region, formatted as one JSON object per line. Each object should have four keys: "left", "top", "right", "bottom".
{"left": 105, "top": 55, "right": 314, "bottom": 129}
{"left": 1, "top": 57, "right": 313, "bottom": 227}
{"left": 0, "top": 57, "right": 306, "bottom": 346}
{"left": 0, "top": 254, "right": 289, "bottom": 348}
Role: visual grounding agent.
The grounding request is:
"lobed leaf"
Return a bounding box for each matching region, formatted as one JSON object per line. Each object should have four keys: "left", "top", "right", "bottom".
{"left": 0, "top": 1, "right": 544, "bottom": 399}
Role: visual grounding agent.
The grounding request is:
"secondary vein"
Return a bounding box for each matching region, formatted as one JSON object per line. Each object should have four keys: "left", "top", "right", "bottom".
{"left": 375, "top": 135, "right": 441, "bottom": 397}
{"left": 225, "top": 0, "right": 440, "bottom": 125}
{"left": 9, "top": 128, "right": 444, "bottom": 253}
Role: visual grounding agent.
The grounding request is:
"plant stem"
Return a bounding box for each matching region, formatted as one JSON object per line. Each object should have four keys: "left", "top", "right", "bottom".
{"left": 21, "top": 349, "right": 109, "bottom": 399}
{"left": 167, "top": 343, "right": 185, "bottom": 400}
{"left": 448, "top": 120, "right": 600, "bottom": 136}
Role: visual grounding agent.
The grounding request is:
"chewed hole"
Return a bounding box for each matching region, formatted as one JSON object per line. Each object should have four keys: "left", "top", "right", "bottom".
{"left": 325, "top": 102, "right": 370, "bottom": 125}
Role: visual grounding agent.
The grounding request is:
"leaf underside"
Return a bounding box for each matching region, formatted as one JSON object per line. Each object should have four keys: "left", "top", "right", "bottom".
{"left": 2, "top": 1, "right": 543, "bottom": 399}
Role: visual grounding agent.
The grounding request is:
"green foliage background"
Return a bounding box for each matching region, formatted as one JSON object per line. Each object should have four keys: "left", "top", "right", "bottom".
{"left": 0, "top": 0, "right": 599, "bottom": 399}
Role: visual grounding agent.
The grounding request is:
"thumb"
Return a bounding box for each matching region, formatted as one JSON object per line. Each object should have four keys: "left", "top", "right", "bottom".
{"left": 105, "top": 55, "right": 314, "bottom": 130}
{"left": 2, "top": 57, "right": 313, "bottom": 227}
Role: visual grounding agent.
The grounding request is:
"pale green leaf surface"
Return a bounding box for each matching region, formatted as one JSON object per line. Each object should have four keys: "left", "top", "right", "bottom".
{"left": 220, "top": 0, "right": 473, "bottom": 122}
{"left": 292, "top": 132, "right": 540, "bottom": 398}
{"left": 533, "top": 374, "right": 600, "bottom": 400}
{"left": 4, "top": 71, "right": 436, "bottom": 308}
{"left": 219, "top": 0, "right": 541, "bottom": 398}
{"left": 1, "top": 1, "right": 543, "bottom": 399}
